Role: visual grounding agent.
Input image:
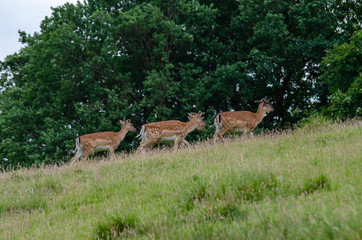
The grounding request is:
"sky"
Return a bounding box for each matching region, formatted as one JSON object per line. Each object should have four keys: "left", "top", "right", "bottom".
{"left": 0, "top": 0, "right": 82, "bottom": 62}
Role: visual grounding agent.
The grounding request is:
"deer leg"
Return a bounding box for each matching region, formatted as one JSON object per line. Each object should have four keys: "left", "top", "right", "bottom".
{"left": 242, "top": 128, "right": 253, "bottom": 139}
{"left": 148, "top": 142, "right": 157, "bottom": 150}
{"left": 109, "top": 148, "right": 116, "bottom": 160}
{"left": 137, "top": 139, "right": 155, "bottom": 153}
{"left": 70, "top": 141, "right": 84, "bottom": 164}
{"left": 174, "top": 139, "right": 189, "bottom": 148}
{"left": 181, "top": 139, "right": 190, "bottom": 147}
{"left": 70, "top": 149, "right": 83, "bottom": 164}
{"left": 139, "top": 141, "right": 154, "bottom": 151}
{"left": 146, "top": 139, "right": 159, "bottom": 150}
{"left": 216, "top": 128, "right": 230, "bottom": 142}
{"left": 81, "top": 148, "right": 93, "bottom": 162}
{"left": 213, "top": 131, "right": 221, "bottom": 143}
{"left": 174, "top": 137, "right": 182, "bottom": 150}
{"left": 213, "top": 128, "right": 229, "bottom": 143}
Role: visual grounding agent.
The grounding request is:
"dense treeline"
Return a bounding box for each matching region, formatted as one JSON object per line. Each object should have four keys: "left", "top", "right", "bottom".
{"left": 0, "top": 0, "right": 360, "bottom": 168}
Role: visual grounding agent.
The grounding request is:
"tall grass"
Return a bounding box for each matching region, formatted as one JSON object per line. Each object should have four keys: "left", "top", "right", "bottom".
{"left": 0, "top": 119, "right": 361, "bottom": 239}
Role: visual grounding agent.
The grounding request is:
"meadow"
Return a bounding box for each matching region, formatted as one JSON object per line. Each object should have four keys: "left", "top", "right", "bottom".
{"left": 0, "top": 117, "right": 361, "bottom": 239}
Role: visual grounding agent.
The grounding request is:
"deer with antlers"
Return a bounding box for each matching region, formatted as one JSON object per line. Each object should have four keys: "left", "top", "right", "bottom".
{"left": 70, "top": 118, "right": 136, "bottom": 164}
{"left": 213, "top": 97, "right": 274, "bottom": 143}
{"left": 136, "top": 111, "right": 206, "bottom": 152}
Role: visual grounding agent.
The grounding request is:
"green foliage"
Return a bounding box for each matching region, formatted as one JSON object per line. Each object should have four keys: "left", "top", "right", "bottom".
{"left": 298, "top": 113, "right": 332, "bottom": 132}
{"left": 0, "top": 0, "right": 360, "bottom": 167}
{"left": 94, "top": 214, "right": 141, "bottom": 239}
{"left": 298, "top": 174, "right": 330, "bottom": 196}
{"left": 321, "top": 29, "right": 362, "bottom": 119}
{"left": 326, "top": 78, "right": 362, "bottom": 119}
{"left": 322, "top": 30, "right": 362, "bottom": 92}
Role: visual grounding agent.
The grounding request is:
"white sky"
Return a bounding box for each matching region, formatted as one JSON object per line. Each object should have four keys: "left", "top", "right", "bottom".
{"left": 0, "top": 0, "right": 82, "bottom": 62}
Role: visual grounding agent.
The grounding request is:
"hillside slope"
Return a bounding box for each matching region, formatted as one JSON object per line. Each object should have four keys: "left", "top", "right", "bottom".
{"left": 0, "top": 119, "right": 361, "bottom": 239}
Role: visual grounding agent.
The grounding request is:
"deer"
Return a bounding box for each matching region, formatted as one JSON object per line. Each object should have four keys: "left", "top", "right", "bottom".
{"left": 136, "top": 111, "right": 206, "bottom": 152}
{"left": 213, "top": 97, "right": 274, "bottom": 143}
{"left": 70, "top": 118, "right": 136, "bottom": 164}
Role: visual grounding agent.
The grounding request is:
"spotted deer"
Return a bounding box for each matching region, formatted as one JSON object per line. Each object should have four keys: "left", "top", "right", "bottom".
{"left": 70, "top": 118, "right": 136, "bottom": 164}
{"left": 213, "top": 97, "right": 274, "bottom": 143}
{"left": 136, "top": 112, "right": 206, "bottom": 152}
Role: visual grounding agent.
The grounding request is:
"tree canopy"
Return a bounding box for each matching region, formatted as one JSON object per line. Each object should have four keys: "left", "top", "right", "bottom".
{"left": 0, "top": 0, "right": 360, "bottom": 168}
{"left": 321, "top": 29, "right": 362, "bottom": 119}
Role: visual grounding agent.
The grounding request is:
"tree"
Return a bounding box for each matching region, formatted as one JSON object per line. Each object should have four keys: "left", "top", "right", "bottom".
{"left": 229, "top": 0, "right": 360, "bottom": 126}
{"left": 0, "top": 0, "right": 359, "bottom": 168}
{"left": 321, "top": 29, "right": 362, "bottom": 119}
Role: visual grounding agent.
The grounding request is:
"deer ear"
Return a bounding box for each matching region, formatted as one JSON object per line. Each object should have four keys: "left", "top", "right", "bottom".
{"left": 127, "top": 119, "right": 131, "bottom": 123}
{"left": 119, "top": 120, "right": 125, "bottom": 125}
{"left": 254, "top": 100, "right": 262, "bottom": 103}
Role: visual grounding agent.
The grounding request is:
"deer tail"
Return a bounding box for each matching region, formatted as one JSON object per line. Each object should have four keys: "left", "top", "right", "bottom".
{"left": 213, "top": 114, "right": 223, "bottom": 133}
{"left": 136, "top": 126, "right": 147, "bottom": 142}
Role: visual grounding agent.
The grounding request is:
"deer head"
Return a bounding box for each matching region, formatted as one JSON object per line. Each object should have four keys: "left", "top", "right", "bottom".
{"left": 254, "top": 97, "right": 274, "bottom": 113}
{"left": 119, "top": 118, "right": 137, "bottom": 132}
{"left": 188, "top": 111, "right": 206, "bottom": 131}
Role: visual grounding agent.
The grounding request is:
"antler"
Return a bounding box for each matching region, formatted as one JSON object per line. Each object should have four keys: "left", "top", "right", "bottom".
{"left": 263, "top": 97, "right": 272, "bottom": 103}
{"left": 255, "top": 97, "right": 272, "bottom": 104}
{"left": 188, "top": 111, "right": 205, "bottom": 120}
{"left": 189, "top": 111, "right": 205, "bottom": 116}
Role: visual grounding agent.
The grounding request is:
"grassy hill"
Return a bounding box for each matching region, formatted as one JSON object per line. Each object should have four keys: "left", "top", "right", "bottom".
{"left": 0, "top": 117, "right": 361, "bottom": 239}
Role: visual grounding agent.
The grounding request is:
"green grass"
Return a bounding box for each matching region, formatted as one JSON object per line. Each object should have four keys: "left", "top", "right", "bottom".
{"left": 0, "top": 119, "right": 361, "bottom": 239}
